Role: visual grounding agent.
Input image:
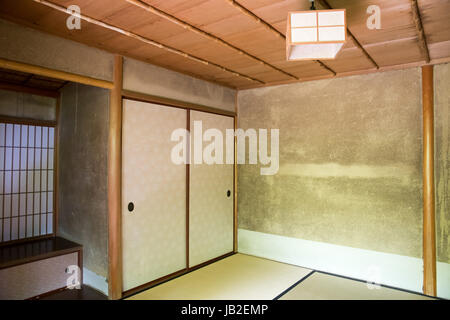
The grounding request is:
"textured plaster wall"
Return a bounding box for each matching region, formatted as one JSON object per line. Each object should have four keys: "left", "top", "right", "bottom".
{"left": 58, "top": 83, "right": 109, "bottom": 277}
{"left": 237, "top": 68, "right": 423, "bottom": 258}
{"left": 0, "top": 19, "right": 237, "bottom": 114}
{"left": 123, "top": 58, "right": 236, "bottom": 112}
{"left": 0, "top": 89, "right": 56, "bottom": 120}
{"left": 0, "top": 19, "right": 114, "bottom": 82}
{"left": 435, "top": 63, "right": 450, "bottom": 264}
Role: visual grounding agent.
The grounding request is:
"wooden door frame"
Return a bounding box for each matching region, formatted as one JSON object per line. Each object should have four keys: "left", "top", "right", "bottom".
{"left": 0, "top": 113, "right": 59, "bottom": 246}
{"left": 0, "top": 56, "right": 117, "bottom": 297}
{"left": 0, "top": 58, "right": 114, "bottom": 90}
{"left": 0, "top": 67, "right": 61, "bottom": 248}
{"left": 114, "top": 82, "right": 237, "bottom": 299}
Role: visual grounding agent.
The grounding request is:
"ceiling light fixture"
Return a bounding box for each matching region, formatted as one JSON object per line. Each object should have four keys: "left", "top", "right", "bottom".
{"left": 286, "top": 0, "right": 347, "bottom": 61}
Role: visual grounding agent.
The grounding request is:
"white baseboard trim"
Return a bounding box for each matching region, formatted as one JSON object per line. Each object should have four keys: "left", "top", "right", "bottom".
{"left": 238, "top": 229, "right": 449, "bottom": 299}
{"left": 83, "top": 268, "right": 108, "bottom": 296}
{"left": 437, "top": 261, "right": 450, "bottom": 299}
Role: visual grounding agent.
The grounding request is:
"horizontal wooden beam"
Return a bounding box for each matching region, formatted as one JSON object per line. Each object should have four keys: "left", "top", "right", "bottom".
{"left": 0, "top": 81, "right": 60, "bottom": 98}
{"left": 316, "top": 0, "right": 379, "bottom": 69}
{"left": 125, "top": 0, "right": 298, "bottom": 80}
{"left": 238, "top": 56, "right": 450, "bottom": 90}
{"left": 0, "top": 115, "right": 57, "bottom": 127}
{"left": 122, "top": 90, "right": 236, "bottom": 118}
{"left": 315, "top": 60, "right": 336, "bottom": 76}
{"left": 32, "top": 0, "right": 264, "bottom": 85}
{"left": 411, "top": 0, "right": 431, "bottom": 63}
{"left": 226, "top": 0, "right": 336, "bottom": 76}
{"left": 21, "top": 74, "right": 34, "bottom": 85}
{"left": 0, "top": 57, "right": 114, "bottom": 89}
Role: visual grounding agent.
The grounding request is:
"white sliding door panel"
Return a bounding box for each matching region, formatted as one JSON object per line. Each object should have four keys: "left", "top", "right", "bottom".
{"left": 122, "top": 99, "right": 186, "bottom": 291}
{"left": 189, "top": 110, "right": 234, "bottom": 267}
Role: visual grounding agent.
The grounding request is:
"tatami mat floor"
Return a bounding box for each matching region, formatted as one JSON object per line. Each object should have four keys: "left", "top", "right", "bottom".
{"left": 279, "top": 272, "right": 434, "bottom": 300}
{"left": 127, "top": 254, "right": 311, "bottom": 300}
{"left": 126, "top": 253, "right": 436, "bottom": 300}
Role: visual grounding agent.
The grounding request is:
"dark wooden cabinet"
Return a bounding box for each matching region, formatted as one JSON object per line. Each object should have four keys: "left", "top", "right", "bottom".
{"left": 0, "top": 237, "right": 82, "bottom": 300}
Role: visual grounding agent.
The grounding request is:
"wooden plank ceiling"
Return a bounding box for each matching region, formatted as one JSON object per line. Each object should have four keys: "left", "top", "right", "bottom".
{"left": 0, "top": 0, "right": 449, "bottom": 89}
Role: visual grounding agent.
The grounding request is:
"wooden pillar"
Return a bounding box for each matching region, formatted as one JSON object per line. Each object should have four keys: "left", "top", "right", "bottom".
{"left": 233, "top": 115, "right": 238, "bottom": 252}
{"left": 108, "top": 55, "right": 123, "bottom": 300}
{"left": 233, "top": 93, "right": 238, "bottom": 252}
{"left": 422, "top": 65, "right": 436, "bottom": 296}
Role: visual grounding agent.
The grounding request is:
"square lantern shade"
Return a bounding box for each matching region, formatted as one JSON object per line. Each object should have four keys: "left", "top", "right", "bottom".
{"left": 287, "top": 9, "right": 347, "bottom": 60}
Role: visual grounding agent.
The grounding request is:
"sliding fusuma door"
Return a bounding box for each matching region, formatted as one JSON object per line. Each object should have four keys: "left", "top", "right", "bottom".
{"left": 121, "top": 99, "right": 187, "bottom": 291}
{"left": 189, "top": 110, "right": 234, "bottom": 267}
{"left": 121, "top": 99, "right": 235, "bottom": 293}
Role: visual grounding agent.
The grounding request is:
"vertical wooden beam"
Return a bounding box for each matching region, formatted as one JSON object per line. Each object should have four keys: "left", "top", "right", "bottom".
{"left": 233, "top": 93, "right": 238, "bottom": 252}
{"left": 54, "top": 94, "right": 61, "bottom": 236}
{"left": 108, "top": 55, "right": 123, "bottom": 300}
{"left": 422, "top": 65, "right": 436, "bottom": 296}
{"left": 186, "top": 110, "right": 190, "bottom": 268}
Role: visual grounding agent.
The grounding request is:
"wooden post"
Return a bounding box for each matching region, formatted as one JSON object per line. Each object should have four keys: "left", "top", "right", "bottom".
{"left": 233, "top": 92, "right": 238, "bottom": 253}
{"left": 108, "top": 55, "right": 123, "bottom": 300}
{"left": 233, "top": 115, "right": 238, "bottom": 252}
{"left": 422, "top": 65, "right": 436, "bottom": 296}
{"left": 186, "top": 110, "right": 190, "bottom": 269}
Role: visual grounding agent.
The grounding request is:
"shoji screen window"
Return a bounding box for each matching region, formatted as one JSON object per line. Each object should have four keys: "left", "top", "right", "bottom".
{"left": 0, "top": 122, "right": 55, "bottom": 243}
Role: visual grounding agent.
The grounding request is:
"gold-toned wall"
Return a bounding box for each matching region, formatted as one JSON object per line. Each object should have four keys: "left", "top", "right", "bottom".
{"left": 237, "top": 68, "right": 424, "bottom": 258}
{"left": 435, "top": 63, "right": 450, "bottom": 264}
{"left": 58, "top": 83, "right": 110, "bottom": 278}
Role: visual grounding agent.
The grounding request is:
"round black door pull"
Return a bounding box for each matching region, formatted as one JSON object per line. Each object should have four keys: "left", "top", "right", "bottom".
{"left": 128, "top": 202, "right": 134, "bottom": 212}
{"left": 227, "top": 190, "right": 231, "bottom": 198}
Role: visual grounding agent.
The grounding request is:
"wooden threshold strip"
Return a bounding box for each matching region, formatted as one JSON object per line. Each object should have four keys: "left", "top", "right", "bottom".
{"left": 122, "top": 90, "right": 236, "bottom": 117}
{"left": 0, "top": 115, "right": 57, "bottom": 127}
{"left": 32, "top": 0, "right": 264, "bottom": 85}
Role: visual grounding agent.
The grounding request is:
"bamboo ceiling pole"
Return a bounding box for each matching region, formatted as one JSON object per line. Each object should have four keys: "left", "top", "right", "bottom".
{"left": 32, "top": 0, "right": 263, "bottom": 85}
{"left": 125, "top": 0, "right": 298, "bottom": 80}
{"left": 316, "top": 0, "right": 379, "bottom": 69}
